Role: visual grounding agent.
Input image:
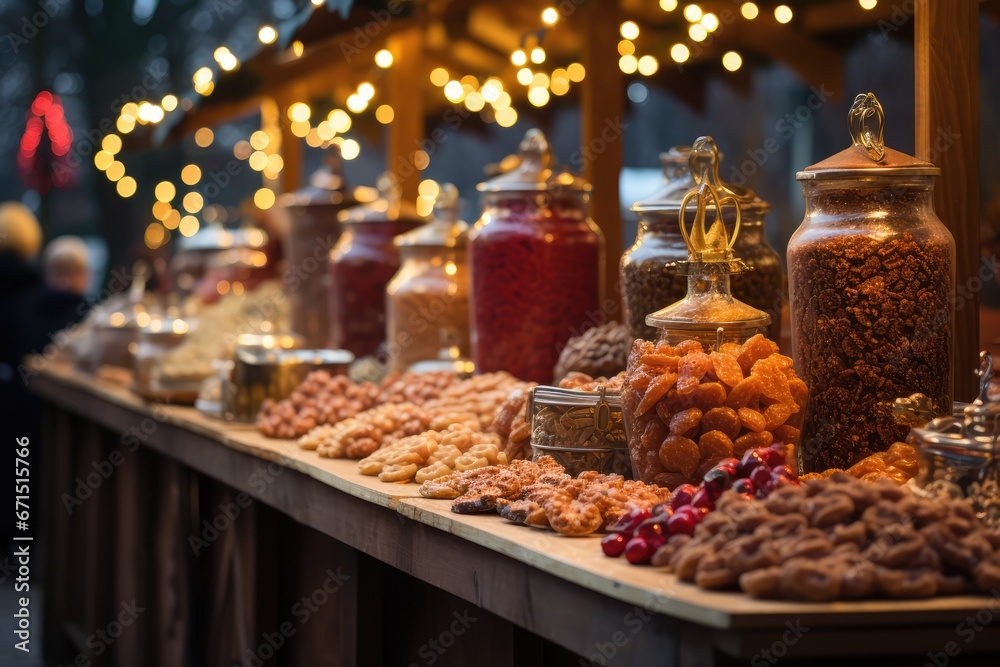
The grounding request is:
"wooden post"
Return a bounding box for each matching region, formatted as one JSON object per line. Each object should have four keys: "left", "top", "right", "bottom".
{"left": 387, "top": 28, "right": 425, "bottom": 205}
{"left": 581, "top": 0, "right": 625, "bottom": 306}
{"left": 276, "top": 92, "right": 304, "bottom": 193}
{"left": 914, "top": 0, "right": 980, "bottom": 400}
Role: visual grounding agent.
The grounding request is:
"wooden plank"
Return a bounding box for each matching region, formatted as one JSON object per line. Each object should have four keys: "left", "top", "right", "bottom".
{"left": 41, "top": 406, "right": 76, "bottom": 663}
{"left": 914, "top": 0, "right": 980, "bottom": 400}
{"left": 581, "top": 0, "right": 625, "bottom": 306}
{"left": 387, "top": 27, "right": 426, "bottom": 205}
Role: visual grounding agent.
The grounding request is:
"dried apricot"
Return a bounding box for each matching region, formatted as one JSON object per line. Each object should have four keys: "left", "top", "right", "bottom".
{"left": 734, "top": 431, "right": 774, "bottom": 455}
{"left": 725, "top": 376, "right": 763, "bottom": 411}
{"left": 659, "top": 435, "right": 701, "bottom": 478}
{"left": 692, "top": 382, "right": 727, "bottom": 411}
{"left": 737, "top": 334, "right": 779, "bottom": 374}
{"left": 641, "top": 354, "right": 680, "bottom": 370}
{"left": 628, "top": 369, "right": 656, "bottom": 392}
{"left": 675, "top": 340, "right": 704, "bottom": 355}
{"left": 710, "top": 351, "right": 744, "bottom": 387}
{"left": 677, "top": 352, "right": 711, "bottom": 395}
{"left": 788, "top": 377, "right": 809, "bottom": 411}
{"left": 719, "top": 342, "right": 743, "bottom": 358}
{"left": 636, "top": 372, "right": 678, "bottom": 416}
{"left": 641, "top": 417, "right": 670, "bottom": 452}
{"left": 750, "top": 356, "right": 798, "bottom": 410}
{"left": 653, "top": 472, "right": 691, "bottom": 490}
{"left": 772, "top": 425, "right": 801, "bottom": 446}
{"left": 738, "top": 407, "right": 767, "bottom": 433}
{"left": 763, "top": 403, "right": 793, "bottom": 430}
{"left": 702, "top": 407, "right": 741, "bottom": 440}
{"left": 699, "top": 430, "right": 734, "bottom": 466}
{"left": 669, "top": 407, "right": 703, "bottom": 437}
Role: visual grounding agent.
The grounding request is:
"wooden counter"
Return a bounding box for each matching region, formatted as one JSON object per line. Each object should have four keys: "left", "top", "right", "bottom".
{"left": 31, "top": 361, "right": 1000, "bottom": 666}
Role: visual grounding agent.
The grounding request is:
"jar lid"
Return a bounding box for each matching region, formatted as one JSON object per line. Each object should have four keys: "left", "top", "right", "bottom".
{"left": 477, "top": 129, "right": 555, "bottom": 193}
{"left": 279, "top": 146, "right": 357, "bottom": 208}
{"left": 394, "top": 183, "right": 468, "bottom": 249}
{"left": 633, "top": 139, "right": 768, "bottom": 215}
{"left": 177, "top": 222, "right": 237, "bottom": 253}
{"left": 797, "top": 92, "right": 940, "bottom": 180}
{"left": 338, "top": 172, "right": 424, "bottom": 224}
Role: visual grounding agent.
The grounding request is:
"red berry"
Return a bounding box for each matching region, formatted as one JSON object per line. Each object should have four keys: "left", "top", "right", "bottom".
{"left": 737, "top": 449, "right": 767, "bottom": 478}
{"left": 772, "top": 464, "right": 796, "bottom": 480}
{"left": 667, "top": 512, "right": 697, "bottom": 536}
{"left": 702, "top": 468, "right": 731, "bottom": 498}
{"left": 749, "top": 465, "right": 772, "bottom": 488}
{"left": 714, "top": 458, "right": 739, "bottom": 477}
{"left": 601, "top": 532, "right": 627, "bottom": 557}
{"left": 608, "top": 508, "right": 651, "bottom": 534}
{"left": 637, "top": 517, "right": 668, "bottom": 544}
{"left": 625, "top": 537, "right": 654, "bottom": 564}
{"left": 731, "top": 478, "right": 755, "bottom": 495}
{"left": 670, "top": 484, "right": 698, "bottom": 510}
{"left": 766, "top": 444, "right": 788, "bottom": 467}
{"left": 691, "top": 488, "right": 716, "bottom": 511}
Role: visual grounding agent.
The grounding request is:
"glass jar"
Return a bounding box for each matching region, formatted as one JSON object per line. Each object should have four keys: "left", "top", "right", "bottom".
{"left": 328, "top": 174, "right": 423, "bottom": 358}
{"left": 623, "top": 146, "right": 783, "bottom": 343}
{"left": 468, "top": 129, "right": 604, "bottom": 384}
{"left": 788, "top": 92, "right": 955, "bottom": 473}
{"left": 280, "top": 148, "right": 357, "bottom": 348}
{"left": 385, "top": 183, "right": 470, "bottom": 373}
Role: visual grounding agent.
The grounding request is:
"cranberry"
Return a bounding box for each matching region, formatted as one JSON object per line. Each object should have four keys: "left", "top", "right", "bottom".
{"left": 749, "top": 465, "right": 772, "bottom": 489}
{"left": 731, "top": 478, "right": 755, "bottom": 495}
{"left": 608, "top": 508, "right": 652, "bottom": 534}
{"left": 691, "top": 488, "right": 716, "bottom": 511}
{"left": 667, "top": 512, "right": 697, "bottom": 536}
{"left": 737, "top": 449, "right": 767, "bottom": 478}
{"left": 637, "top": 517, "right": 668, "bottom": 544}
{"left": 625, "top": 536, "right": 654, "bottom": 565}
{"left": 772, "top": 464, "right": 796, "bottom": 480}
{"left": 714, "top": 458, "right": 739, "bottom": 477}
{"left": 702, "top": 468, "right": 731, "bottom": 499}
{"left": 766, "top": 444, "right": 788, "bottom": 466}
{"left": 601, "top": 532, "right": 627, "bottom": 557}
{"left": 670, "top": 484, "right": 698, "bottom": 510}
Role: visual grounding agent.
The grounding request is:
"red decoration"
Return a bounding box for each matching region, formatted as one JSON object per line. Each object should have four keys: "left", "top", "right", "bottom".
{"left": 18, "top": 91, "right": 76, "bottom": 193}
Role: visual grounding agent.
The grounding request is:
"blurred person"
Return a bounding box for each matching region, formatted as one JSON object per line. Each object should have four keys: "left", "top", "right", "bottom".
{"left": 39, "top": 235, "right": 90, "bottom": 337}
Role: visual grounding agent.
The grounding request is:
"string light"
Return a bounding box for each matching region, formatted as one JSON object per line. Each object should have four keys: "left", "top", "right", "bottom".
{"left": 250, "top": 130, "right": 269, "bottom": 150}
{"left": 859, "top": 0, "right": 877, "bottom": 8}
{"left": 181, "top": 164, "right": 201, "bottom": 185}
{"left": 620, "top": 21, "right": 639, "bottom": 40}
{"left": 443, "top": 80, "right": 464, "bottom": 102}
{"left": 722, "top": 51, "right": 743, "bottom": 71}
{"left": 116, "top": 176, "right": 137, "bottom": 197}
{"left": 254, "top": 188, "right": 275, "bottom": 210}
{"left": 430, "top": 68, "right": 449, "bottom": 86}
{"left": 689, "top": 23, "right": 708, "bottom": 41}
{"left": 249, "top": 151, "right": 268, "bottom": 171}
{"left": 340, "top": 139, "right": 360, "bottom": 160}
{"left": 701, "top": 12, "right": 719, "bottom": 31}
{"left": 328, "top": 109, "right": 351, "bottom": 133}
{"left": 357, "top": 82, "right": 375, "bottom": 100}
{"left": 94, "top": 151, "right": 113, "bottom": 171}
{"left": 258, "top": 25, "right": 277, "bottom": 44}
{"left": 106, "top": 161, "right": 125, "bottom": 181}
{"left": 346, "top": 94, "right": 367, "bottom": 113}
{"left": 567, "top": 63, "right": 585, "bottom": 82}
{"left": 637, "top": 55, "right": 659, "bottom": 76}
{"left": 530, "top": 47, "right": 545, "bottom": 64}
{"left": 541, "top": 7, "right": 559, "bottom": 25}
{"left": 660, "top": 0, "right": 678, "bottom": 9}
{"left": 670, "top": 43, "right": 690, "bottom": 63}
{"left": 683, "top": 4, "right": 703, "bottom": 22}
{"left": 774, "top": 5, "right": 793, "bottom": 23}
{"left": 495, "top": 107, "right": 517, "bottom": 127}
{"left": 102, "top": 134, "right": 122, "bottom": 154}
{"left": 619, "top": 55, "right": 638, "bottom": 74}
{"left": 182, "top": 191, "right": 204, "bottom": 213}
{"left": 741, "top": 2, "right": 759, "bottom": 19}
{"left": 194, "top": 127, "right": 214, "bottom": 147}
{"left": 618, "top": 40, "right": 635, "bottom": 56}
{"left": 288, "top": 102, "right": 311, "bottom": 122}
{"left": 161, "top": 94, "right": 178, "bottom": 111}
{"left": 154, "top": 181, "right": 176, "bottom": 202}
{"left": 375, "top": 49, "right": 393, "bottom": 68}
{"left": 179, "top": 215, "right": 199, "bottom": 237}
{"left": 516, "top": 68, "right": 533, "bottom": 86}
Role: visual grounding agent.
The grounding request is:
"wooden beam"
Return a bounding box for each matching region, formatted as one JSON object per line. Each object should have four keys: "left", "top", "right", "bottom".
{"left": 275, "top": 91, "right": 304, "bottom": 193}
{"left": 387, "top": 27, "right": 425, "bottom": 204}
{"left": 581, "top": 0, "right": 624, "bottom": 306}
{"left": 915, "top": 0, "right": 980, "bottom": 401}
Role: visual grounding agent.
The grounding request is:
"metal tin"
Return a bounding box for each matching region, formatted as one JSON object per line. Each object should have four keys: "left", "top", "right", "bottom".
{"left": 134, "top": 319, "right": 201, "bottom": 403}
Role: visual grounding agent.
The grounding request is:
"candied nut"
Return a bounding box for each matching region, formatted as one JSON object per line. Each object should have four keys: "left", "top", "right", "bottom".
{"left": 702, "top": 407, "right": 742, "bottom": 440}
{"left": 698, "top": 430, "right": 734, "bottom": 467}
{"left": 922, "top": 524, "right": 975, "bottom": 570}
{"left": 780, "top": 557, "right": 842, "bottom": 602}
{"left": 875, "top": 567, "right": 938, "bottom": 599}
{"left": 840, "top": 560, "right": 877, "bottom": 599}
{"left": 379, "top": 463, "right": 419, "bottom": 483}
{"left": 831, "top": 521, "right": 868, "bottom": 547}
{"left": 669, "top": 408, "right": 703, "bottom": 437}
{"left": 867, "top": 530, "right": 926, "bottom": 568}
{"left": 695, "top": 553, "right": 737, "bottom": 590}
{"left": 734, "top": 431, "right": 773, "bottom": 455}
{"left": 659, "top": 435, "right": 700, "bottom": 478}
{"left": 972, "top": 554, "right": 1000, "bottom": 592}
{"left": 737, "top": 408, "right": 767, "bottom": 433}
{"left": 778, "top": 529, "right": 833, "bottom": 559}
{"left": 652, "top": 535, "right": 692, "bottom": 567}
{"left": 725, "top": 376, "right": 763, "bottom": 411}
{"left": 764, "top": 485, "right": 807, "bottom": 515}
{"left": 415, "top": 462, "right": 453, "bottom": 483}
{"left": 740, "top": 567, "right": 783, "bottom": 599}
{"left": 807, "top": 492, "right": 856, "bottom": 528}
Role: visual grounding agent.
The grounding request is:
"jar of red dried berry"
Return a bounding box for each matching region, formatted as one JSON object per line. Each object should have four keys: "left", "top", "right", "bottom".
{"left": 788, "top": 92, "right": 955, "bottom": 473}
{"left": 328, "top": 174, "right": 423, "bottom": 358}
{"left": 468, "top": 129, "right": 604, "bottom": 384}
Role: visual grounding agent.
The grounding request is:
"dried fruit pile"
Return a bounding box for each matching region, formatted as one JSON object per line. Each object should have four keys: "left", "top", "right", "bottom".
{"left": 602, "top": 445, "right": 796, "bottom": 564}
{"left": 256, "top": 371, "right": 381, "bottom": 438}
{"left": 298, "top": 402, "right": 431, "bottom": 459}
{"left": 357, "top": 425, "right": 507, "bottom": 483}
{"left": 622, "top": 335, "right": 807, "bottom": 488}
{"left": 800, "top": 442, "right": 919, "bottom": 485}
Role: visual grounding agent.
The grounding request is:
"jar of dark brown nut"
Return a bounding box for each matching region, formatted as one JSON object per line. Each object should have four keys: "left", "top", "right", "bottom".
{"left": 788, "top": 92, "right": 955, "bottom": 473}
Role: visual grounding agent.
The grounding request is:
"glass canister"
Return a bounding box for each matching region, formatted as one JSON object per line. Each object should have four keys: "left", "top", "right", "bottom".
{"left": 280, "top": 147, "right": 357, "bottom": 348}
{"left": 789, "top": 92, "right": 955, "bottom": 473}
{"left": 328, "top": 174, "right": 423, "bottom": 358}
{"left": 385, "top": 183, "right": 470, "bottom": 373}
{"left": 623, "top": 146, "right": 783, "bottom": 343}
{"left": 468, "top": 129, "right": 604, "bottom": 384}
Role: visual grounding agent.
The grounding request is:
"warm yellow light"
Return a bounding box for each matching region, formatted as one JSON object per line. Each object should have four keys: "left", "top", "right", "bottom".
{"left": 418, "top": 180, "right": 440, "bottom": 198}
{"left": 161, "top": 94, "right": 178, "bottom": 111}
{"left": 430, "top": 67, "right": 449, "bottom": 86}
{"left": 213, "top": 46, "right": 231, "bottom": 62}
{"left": 183, "top": 192, "right": 204, "bottom": 213}
{"left": 551, "top": 77, "right": 570, "bottom": 96}
{"left": 179, "top": 215, "right": 199, "bottom": 237}
{"left": 530, "top": 47, "right": 545, "bottom": 64}
{"left": 218, "top": 54, "right": 239, "bottom": 72}
{"left": 144, "top": 223, "right": 165, "bottom": 248}
{"left": 248, "top": 151, "right": 268, "bottom": 171}
{"left": 495, "top": 107, "right": 517, "bottom": 128}
{"left": 116, "top": 116, "right": 134, "bottom": 134}
{"left": 311, "top": 0, "right": 322, "bottom": 5}
{"left": 541, "top": 7, "right": 559, "bottom": 25}
{"left": 193, "top": 67, "right": 213, "bottom": 87}
{"left": 249, "top": 130, "right": 268, "bottom": 150}
{"left": 619, "top": 54, "right": 638, "bottom": 74}
{"left": 195, "top": 127, "right": 214, "bottom": 147}
{"left": 155, "top": 181, "right": 176, "bottom": 203}
{"left": 181, "top": 164, "right": 202, "bottom": 185}
{"left": 774, "top": 5, "right": 793, "bottom": 23}
{"left": 702, "top": 12, "right": 719, "bottom": 31}
{"left": 660, "top": 0, "right": 678, "bottom": 9}
{"left": 258, "top": 25, "right": 277, "bottom": 44}
{"left": 254, "top": 188, "right": 275, "bottom": 210}
{"left": 94, "top": 151, "right": 113, "bottom": 171}
{"left": 357, "top": 82, "right": 375, "bottom": 100}
{"left": 375, "top": 104, "right": 394, "bottom": 124}
{"left": 567, "top": 62, "right": 585, "bottom": 82}
{"left": 416, "top": 196, "right": 434, "bottom": 217}
{"left": 493, "top": 92, "right": 512, "bottom": 109}
{"left": 670, "top": 43, "right": 690, "bottom": 63}
{"left": 163, "top": 210, "right": 180, "bottom": 230}
{"left": 689, "top": 23, "right": 707, "bottom": 41}
{"left": 116, "top": 176, "right": 137, "bottom": 197}
{"left": 443, "top": 80, "right": 464, "bottom": 102}
{"left": 102, "top": 134, "right": 122, "bottom": 154}
{"left": 620, "top": 21, "right": 640, "bottom": 40}
{"left": 305, "top": 128, "right": 323, "bottom": 147}
{"left": 267, "top": 154, "right": 284, "bottom": 172}
{"left": 516, "top": 68, "right": 533, "bottom": 86}
{"left": 328, "top": 109, "right": 351, "bottom": 133}
{"left": 120, "top": 102, "right": 139, "bottom": 121}
{"left": 741, "top": 2, "right": 759, "bottom": 19}
{"left": 106, "top": 161, "right": 125, "bottom": 181}
{"left": 859, "top": 0, "right": 877, "bottom": 8}
{"left": 684, "top": 4, "right": 703, "bottom": 21}
{"left": 511, "top": 50, "right": 527, "bottom": 67}
{"left": 288, "top": 102, "right": 311, "bottom": 122}
{"left": 346, "top": 94, "right": 367, "bottom": 113}
{"left": 413, "top": 150, "right": 429, "bottom": 170}
{"left": 194, "top": 81, "right": 215, "bottom": 96}
{"left": 233, "top": 140, "right": 252, "bottom": 160}
{"left": 481, "top": 81, "right": 501, "bottom": 103}
{"left": 340, "top": 139, "right": 360, "bottom": 160}
{"left": 152, "top": 201, "right": 171, "bottom": 220}
{"left": 313, "top": 120, "right": 333, "bottom": 141}
{"left": 375, "top": 49, "right": 393, "bottom": 68}
{"left": 722, "top": 51, "right": 743, "bottom": 71}
{"left": 638, "top": 55, "right": 659, "bottom": 76}
{"left": 527, "top": 87, "right": 550, "bottom": 107}
{"left": 290, "top": 120, "right": 310, "bottom": 138}
{"left": 136, "top": 102, "right": 153, "bottom": 123}
{"left": 464, "top": 92, "right": 485, "bottom": 112}
{"left": 532, "top": 72, "right": 550, "bottom": 88}
{"left": 292, "top": 40, "right": 304, "bottom": 57}
{"left": 618, "top": 39, "right": 635, "bottom": 56}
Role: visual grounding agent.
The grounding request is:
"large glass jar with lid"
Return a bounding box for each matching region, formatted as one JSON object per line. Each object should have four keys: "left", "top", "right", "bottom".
{"left": 468, "top": 129, "right": 604, "bottom": 384}
{"left": 279, "top": 147, "right": 357, "bottom": 348}
{"left": 788, "top": 92, "right": 955, "bottom": 473}
{"left": 622, "top": 145, "right": 784, "bottom": 343}
{"left": 385, "top": 183, "right": 470, "bottom": 374}
{"left": 327, "top": 173, "right": 423, "bottom": 358}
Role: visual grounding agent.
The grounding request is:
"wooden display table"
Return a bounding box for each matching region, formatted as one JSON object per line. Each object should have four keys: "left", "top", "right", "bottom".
{"left": 31, "top": 361, "right": 1000, "bottom": 666}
